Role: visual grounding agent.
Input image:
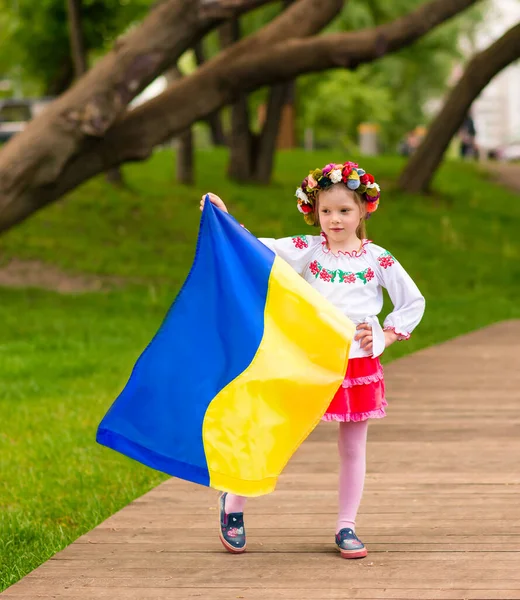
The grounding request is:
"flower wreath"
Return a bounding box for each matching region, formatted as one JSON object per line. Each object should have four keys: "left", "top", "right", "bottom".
{"left": 295, "top": 161, "right": 381, "bottom": 226}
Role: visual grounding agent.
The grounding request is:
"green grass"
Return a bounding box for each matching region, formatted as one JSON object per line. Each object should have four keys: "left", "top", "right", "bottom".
{"left": 1, "top": 148, "right": 520, "bottom": 590}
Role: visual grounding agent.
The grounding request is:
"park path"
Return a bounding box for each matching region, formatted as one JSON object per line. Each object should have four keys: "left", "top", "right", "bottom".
{"left": 485, "top": 161, "right": 520, "bottom": 193}
{"left": 3, "top": 321, "right": 520, "bottom": 599}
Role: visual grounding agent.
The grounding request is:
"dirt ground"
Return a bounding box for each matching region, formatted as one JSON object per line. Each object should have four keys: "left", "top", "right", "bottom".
{"left": 485, "top": 160, "right": 520, "bottom": 192}
{"left": 0, "top": 258, "right": 124, "bottom": 293}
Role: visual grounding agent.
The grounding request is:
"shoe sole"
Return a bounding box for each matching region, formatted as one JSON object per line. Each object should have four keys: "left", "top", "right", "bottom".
{"left": 218, "top": 530, "right": 247, "bottom": 554}
{"left": 337, "top": 545, "right": 368, "bottom": 559}
{"left": 218, "top": 494, "right": 246, "bottom": 554}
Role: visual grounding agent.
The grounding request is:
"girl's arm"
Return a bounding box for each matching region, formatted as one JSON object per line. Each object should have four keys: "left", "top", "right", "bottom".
{"left": 376, "top": 250, "right": 425, "bottom": 343}
{"left": 200, "top": 193, "right": 318, "bottom": 276}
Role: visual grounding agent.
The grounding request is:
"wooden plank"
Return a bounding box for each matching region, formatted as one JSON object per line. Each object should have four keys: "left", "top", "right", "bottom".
{"left": 74, "top": 532, "right": 520, "bottom": 549}
{"left": 92, "top": 518, "right": 520, "bottom": 532}
{"left": 3, "top": 320, "right": 520, "bottom": 599}
{"left": 58, "top": 542, "right": 520, "bottom": 555}
{"left": 20, "top": 566, "right": 520, "bottom": 580}
{"left": 108, "top": 507, "right": 520, "bottom": 519}
{"left": 4, "top": 587, "right": 520, "bottom": 599}
{"left": 44, "top": 553, "right": 520, "bottom": 567}
{"left": 12, "top": 575, "right": 520, "bottom": 589}
{"left": 4, "top": 591, "right": 520, "bottom": 600}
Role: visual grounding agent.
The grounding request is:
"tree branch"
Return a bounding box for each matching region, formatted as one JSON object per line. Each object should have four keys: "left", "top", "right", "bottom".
{"left": 397, "top": 21, "right": 520, "bottom": 192}
{"left": 0, "top": 0, "right": 277, "bottom": 191}
{"left": 199, "top": 0, "right": 282, "bottom": 18}
{"left": 0, "top": 0, "right": 344, "bottom": 230}
{"left": 0, "top": 0, "right": 480, "bottom": 232}
{"left": 95, "top": 0, "right": 482, "bottom": 164}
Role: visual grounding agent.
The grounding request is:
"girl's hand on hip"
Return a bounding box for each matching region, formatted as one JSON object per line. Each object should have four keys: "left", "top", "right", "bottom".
{"left": 355, "top": 323, "right": 373, "bottom": 354}
{"left": 384, "top": 329, "right": 399, "bottom": 348}
{"left": 200, "top": 193, "right": 228, "bottom": 213}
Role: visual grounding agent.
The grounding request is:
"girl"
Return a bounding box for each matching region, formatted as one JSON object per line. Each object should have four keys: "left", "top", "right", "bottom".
{"left": 200, "top": 161, "right": 425, "bottom": 559}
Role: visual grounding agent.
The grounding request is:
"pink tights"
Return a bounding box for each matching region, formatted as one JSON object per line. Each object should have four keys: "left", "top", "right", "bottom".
{"left": 224, "top": 420, "right": 369, "bottom": 533}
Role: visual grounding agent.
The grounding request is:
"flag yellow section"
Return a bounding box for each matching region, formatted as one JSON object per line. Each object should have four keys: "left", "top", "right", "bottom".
{"left": 202, "top": 256, "right": 355, "bottom": 496}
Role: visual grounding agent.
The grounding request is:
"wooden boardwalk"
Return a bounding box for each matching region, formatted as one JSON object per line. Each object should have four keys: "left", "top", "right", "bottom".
{"left": 3, "top": 321, "right": 520, "bottom": 599}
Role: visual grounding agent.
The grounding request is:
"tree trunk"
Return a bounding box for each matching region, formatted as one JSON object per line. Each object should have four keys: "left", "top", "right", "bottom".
{"left": 254, "top": 81, "right": 292, "bottom": 183}
{"left": 66, "top": 0, "right": 88, "bottom": 78}
{"left": 0, "top": 0, "right": 479, "bottom": 234}
{"left": 225, "top": 0, "right": 311, "bottom": 183}
{"left": 228, "top": 91, "right": 254, "bottom": 180}
{"left": 105, "top": 166, "right": 125, "bottom": 185}
{"left": 193, "top": 41, "right": 227, "bottom": 146}
{"left": 176, "top": 129, "right": 195, "bottom": 184}
{"left": 167, "top": 66, "right": 195, "bottom": 185}
{"left": 67, "top": 0, "right": 124, "bottom": 185}
{"left": 205, "top": 109, "right": 227, "bottom": 147}
{"left": 397, "top": 22, "right": 520, "bottom": 193}
{"left": 44, "top": 61, "right": 75, "bottom": 97}
{"left": 218, "top": 18, "right": 256, "bottom": 181}
{"left": 67, "top": 0, "right": 128, "bottom": 186}
{"left": 252, "top": 0, "right": 296, "bottom": 183}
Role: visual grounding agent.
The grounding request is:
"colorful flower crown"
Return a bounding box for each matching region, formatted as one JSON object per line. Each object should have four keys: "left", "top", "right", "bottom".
{"left": 295, "top": 161, "right": 381, "bottom": 226}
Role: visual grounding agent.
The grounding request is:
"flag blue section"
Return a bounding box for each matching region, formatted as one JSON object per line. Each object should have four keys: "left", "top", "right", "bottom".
{"left": 97, "top": 200, "right": 275, "bottom": 484}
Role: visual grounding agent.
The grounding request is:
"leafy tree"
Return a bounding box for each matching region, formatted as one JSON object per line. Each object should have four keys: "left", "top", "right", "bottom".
{"left": 296, "top": 0, "right": 484, "bottom": 151}
{"left": 0, "top": 0, "right": 152, "bottom": 95}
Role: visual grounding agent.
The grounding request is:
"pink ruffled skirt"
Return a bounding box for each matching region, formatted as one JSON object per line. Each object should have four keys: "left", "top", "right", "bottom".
{"left": 322, "top": 357, "right": 387, "bottom": 422}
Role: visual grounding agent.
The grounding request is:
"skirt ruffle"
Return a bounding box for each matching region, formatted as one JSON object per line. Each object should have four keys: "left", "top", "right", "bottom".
{"left": 322, "top": 357, "right": 386, "bottom": 423}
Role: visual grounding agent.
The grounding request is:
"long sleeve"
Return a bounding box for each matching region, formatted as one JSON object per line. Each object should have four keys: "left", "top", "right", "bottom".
{"left": 373, "top": 247, "right": 425, "bottom": 340}
{"left": 258, "top": 235, "right": 320, "bottom": 276}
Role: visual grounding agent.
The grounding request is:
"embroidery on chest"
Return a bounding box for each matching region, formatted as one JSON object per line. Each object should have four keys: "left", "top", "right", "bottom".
{"left": 308, "top": 260, "right": 375, "bottom": 285}
{"left": 377, "top": 251, "right": 395, "bottom": 269}
{"left": 291, "top": 235, "right": 309, "bottom": 249}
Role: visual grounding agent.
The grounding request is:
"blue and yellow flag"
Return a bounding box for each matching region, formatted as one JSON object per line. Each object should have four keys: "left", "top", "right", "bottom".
{"left": 97, "top": 199, "right": 354, "bottom": 496}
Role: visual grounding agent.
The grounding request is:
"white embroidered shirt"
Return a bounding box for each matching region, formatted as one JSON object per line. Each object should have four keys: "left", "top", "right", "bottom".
{"left": 259, "top": 233, "right": 425, "bottom": 358}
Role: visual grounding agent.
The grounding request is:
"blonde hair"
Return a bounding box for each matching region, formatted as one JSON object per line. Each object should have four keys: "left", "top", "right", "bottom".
{"left": 314, "top": 185, "right": 367, "bottom": 239}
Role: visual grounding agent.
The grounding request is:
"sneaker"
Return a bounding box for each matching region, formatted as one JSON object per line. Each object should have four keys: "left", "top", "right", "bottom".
{"left": 335, "top": 528, "right": 367, "bottom": 559}
{"left": 218, "top": 492, "right": 246, "bottom": 554}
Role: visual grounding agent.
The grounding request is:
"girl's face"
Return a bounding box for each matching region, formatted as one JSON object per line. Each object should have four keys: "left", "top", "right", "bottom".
{"left": 317, "top": 186, "right": 364, "bottom": 243}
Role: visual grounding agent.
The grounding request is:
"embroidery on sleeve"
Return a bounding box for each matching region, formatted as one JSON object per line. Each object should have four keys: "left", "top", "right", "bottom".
{"left": 378, "top": 251, "right": 395, "bottom": 269}
{"left": 291, "top": 235, "right": 309, "bottom": 249}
